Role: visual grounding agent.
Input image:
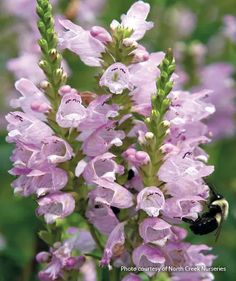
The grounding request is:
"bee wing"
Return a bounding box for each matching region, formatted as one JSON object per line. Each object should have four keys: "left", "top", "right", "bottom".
{"left": 214, "top": 217, "right": 223, "bottom": 242}
{"left": 215, "top": 200, "right": 229, "bottom": 242}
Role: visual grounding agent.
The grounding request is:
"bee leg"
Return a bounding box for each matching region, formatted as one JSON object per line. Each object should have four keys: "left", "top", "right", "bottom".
{"left": 182, "top": 217, "right": 195, "bottom": 224}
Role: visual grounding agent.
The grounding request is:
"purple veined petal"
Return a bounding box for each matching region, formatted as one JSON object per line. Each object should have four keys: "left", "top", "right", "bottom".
{"left": 130, "top": 52, "right": 164, "bottom": 87}
{"left": 27, "top": 167, "right": 68, "bottom": 196}
{"left": 12, "top": 78, "right": 50, "bottom": 119}
{"left": 9, "top": 143, "right": 40, "bottom": 176}
{"left": 122, "top": 273, "right": 142, "bottom": 281}
{"left": 136, "top": 186, "right": 165, "bottom": 217}
{"left": 91, "top": 179, "right": 134, "bottom": 209}
{"left": 166, "top": 121, "right": 209, "bottom": 145}
{"left": 166, "top": 90, "right": 215, "bottom": 125}
{"left": 100, "top": 63, "right": 134, "bottom": 94}
{"left": 86, "top": 199, "right": 119, "bottom": 236}
{"left": 166, "top": 180, "right": 209, "bottom": 199}
{"left": 83, "top": 152, "right": 124, "bottom": 184}
{"left": 132, "top": 244, "right": 165, "bottom": 277}
{"left": 101, "top": 223, "right": 125, "bottom": 266}
{"left": 81, "top": 121, "right": 125, "bottom": 157}
{"left": 56, "top": 92, "right": 87, "bottom": 128}
{"left": 59, "top": 19, "right": 105, "bottom": 67}
{"left": 40, "top": 136, "right": 74, "bottom": 164}
{"left": 163, "top": 196, "right": 204, "bottom": 222}
{"left": 37, "top": 192, "right": 75, "bottom": 224}
{"left": 158, "top": 154, "right": 214, "bottom": 183}
{"left": 120, "top": 1, "right": 154, "bottom": 40}
{"left": 78, "top": 94, "right": 119, "bottom": 140}
{"left": 6, "top": 111, "right": 53, "bottom": 146}
{"left": 11, "top": 175, "right": 35, "bottom": 196}
{"left": 128, "top": 52, "right": 165, "bottom": 106}
{"left": 139, "top": 218, "right": 172, "bottom": 246}
{"left": 22, "top": 136, "right": 73, "bottom": 168}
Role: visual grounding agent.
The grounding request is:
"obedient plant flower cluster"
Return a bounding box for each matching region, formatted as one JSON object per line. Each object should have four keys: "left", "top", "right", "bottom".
{"left": 6, "top": 1, "right": 218, "bottom": 280}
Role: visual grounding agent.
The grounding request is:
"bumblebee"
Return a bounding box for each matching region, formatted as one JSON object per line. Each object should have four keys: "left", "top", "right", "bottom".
{"left": 182, "top": 185, "right": 229, "bottom": 241}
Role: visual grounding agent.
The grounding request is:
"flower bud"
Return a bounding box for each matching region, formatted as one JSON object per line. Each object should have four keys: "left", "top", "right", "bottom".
{"left": 36, "top": 251, "right": 51, "bottom": 263}
{"left": 145, "top": 132, "right": 154, "bottom": 140}
{"left": 90, "top": 26, "right": 112, "bottom": 43}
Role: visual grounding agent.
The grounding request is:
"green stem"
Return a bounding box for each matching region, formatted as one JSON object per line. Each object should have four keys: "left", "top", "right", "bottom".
{"left": 87, "top": 222, "right": 104, "bottom": 252}
{"left": 109, "top": 267, "right": 121, "bottom": 281}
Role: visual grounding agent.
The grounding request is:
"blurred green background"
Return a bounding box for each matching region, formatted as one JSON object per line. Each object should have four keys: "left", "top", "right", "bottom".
{"left": 0, "top": 0, "right": 236, "bottom": 280}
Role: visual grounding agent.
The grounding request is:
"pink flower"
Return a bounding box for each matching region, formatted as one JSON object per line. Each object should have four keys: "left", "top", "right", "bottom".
{"left": 166, "top": 90, "right": 215, "bottom": 126}
{"left": 129, "top": 52, "right": 165, "bottom": 105}
{"left": 56, "top": 92, "right": 87, "bottom": 128}
{"left": 132, "top": 244, "right": 165, "bottom": 277}
{"left": 136, "top": 186, "right": 165, "bottom": 217}
{"left": 89, "top": 179, "right": 134, "bottom": 209}
{"left": 37, "top": 192, "right": 75, "bottom": 223}
{"left": 6, "top": 111, "right": 53, "bottom": 146}
{"left": 12, "top": 167, "right": 68, "bottom": 197}
{"left": 139, "top": 218, "right": 172, "bottom": 246}
{"left": 82, "top": 152, "right": 124, "bottom": 183}
{"left": 38, "top": 137, "right": 74, "bottom": 164}
{"left": 163, "top": 196, "right": 204, "bottom": 222}
{"left": 111, "top": 1, "right": 154, "bottom": 41}
{"left": 100, "top": 63, "right": 134, "bottom": 94}
{"left": 59, "top": 20, "right": 105, "bottom": 66}
{"left": 158, "top": 154, "right": 214, "bottom": 183}
{"left": 78, "top": 94, "right": 119, "bottom": 137}
{"left": 81, "top": 121, "right": 125, "bottom": 157}
{"left": 101, "top": 223, "right": 125, "bottom": 265}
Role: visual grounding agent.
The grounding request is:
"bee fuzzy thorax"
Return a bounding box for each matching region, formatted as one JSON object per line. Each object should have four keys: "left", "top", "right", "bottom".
{"left": 211, "top": 198, "right": 229, "bottom": 220}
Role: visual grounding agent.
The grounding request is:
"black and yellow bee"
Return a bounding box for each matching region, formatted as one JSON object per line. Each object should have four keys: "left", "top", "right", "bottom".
{"left": 182, "top": 185, "right": 229, "bottom": 241}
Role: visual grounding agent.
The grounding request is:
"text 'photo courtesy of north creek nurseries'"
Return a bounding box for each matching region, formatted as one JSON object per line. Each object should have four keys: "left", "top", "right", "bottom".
{"left": 0, "top": 0, "right": 236, "bottom": 281}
